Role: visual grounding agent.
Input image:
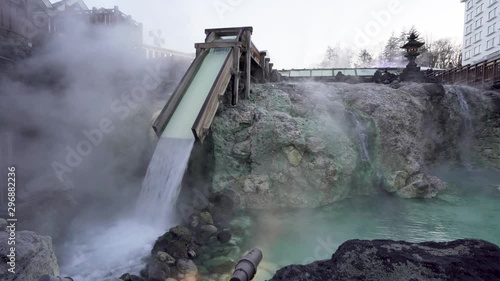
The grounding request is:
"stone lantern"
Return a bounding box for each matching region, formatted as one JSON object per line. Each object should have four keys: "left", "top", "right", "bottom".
{"left": 400, "top": 31, "right": 425, "bottom": 82}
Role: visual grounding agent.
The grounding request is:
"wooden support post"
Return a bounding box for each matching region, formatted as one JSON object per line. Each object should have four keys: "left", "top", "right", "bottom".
{"left": 465, "top": 66, "right": 469, "bottom": 85}
{"left": 493, "top": 61, "right": 498, "bottom": 83}
{"left": 232, "top": 46, "right": 240, "bottom": 105}
{"left": 259, "top": 51, "right": 267, "bottom": 82}
{"left": 265, "top": 58, "right": 270, "bottom": 80}
{"left": 245, "top": 30, "right": 251, "bottom": 99}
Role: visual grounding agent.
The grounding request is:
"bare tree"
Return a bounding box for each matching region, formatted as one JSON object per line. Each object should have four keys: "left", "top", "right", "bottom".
{"left": 357, "top": 49, "right": 374, "bottom": 67}
{"left": 320, "top": 46, "right": 339, "bottom": 67}
{"left": 421, "top": 38, "right": 462, "bottom": 69}
{"left": 320, "top": 44, "right": 354, "bottom": 68}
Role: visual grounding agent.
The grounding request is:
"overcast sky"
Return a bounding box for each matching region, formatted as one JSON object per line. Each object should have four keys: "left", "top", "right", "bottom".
{"left": 78, "top": 0, "right": 464, "bottom": 69}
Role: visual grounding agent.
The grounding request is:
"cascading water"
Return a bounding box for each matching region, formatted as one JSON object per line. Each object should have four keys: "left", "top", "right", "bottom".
{"left": 455, "top": 87, "right": 474, "bottom": 168}
{"left": 456, "top": 88, "right": 473, "bottom": 134}
{"left": 60, "top": 136, "right": 195, "bottom": 281}
{"left": 135, "top": 137, "right": 195, "bottom": 227}
{"left": 347, "top": 110, "right": 380, "bottom": 195}
{"left": 350, "top": 111, "right": 371, "bottom": 162}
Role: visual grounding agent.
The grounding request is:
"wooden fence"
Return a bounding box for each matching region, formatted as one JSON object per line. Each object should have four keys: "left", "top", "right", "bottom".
{"left": 435, "top": 59, "right": 500, "bottom": 88}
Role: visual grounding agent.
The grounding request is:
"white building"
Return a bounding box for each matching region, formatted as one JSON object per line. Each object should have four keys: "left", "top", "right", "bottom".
{"left": 462, "top": 0, "right": 500, "bottom": 65}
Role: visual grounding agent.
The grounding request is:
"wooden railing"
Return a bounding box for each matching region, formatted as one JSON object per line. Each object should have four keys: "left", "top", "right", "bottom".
{"left": 435, "top": 59, "right": 500, "bottom": 87}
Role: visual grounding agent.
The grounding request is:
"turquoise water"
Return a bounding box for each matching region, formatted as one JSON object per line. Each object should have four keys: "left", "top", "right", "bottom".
{"left": 246, "top": 167, "right": 500, "bottom": 275}
{"left": 163, "top": 48, "right": 230, "bottom": 139}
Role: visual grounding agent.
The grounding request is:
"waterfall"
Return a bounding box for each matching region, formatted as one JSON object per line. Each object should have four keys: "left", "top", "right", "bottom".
{"left": 456, "top": 89, "right": 473, "bottom": 134}
{"left": 135, "top": 137, "right": 194, "bottom": 227}
{"left": 454, "top": 87, "right": 474, "bottom": 168}
{"left": 350, "top": 111, "right": 371, "bottom": 162}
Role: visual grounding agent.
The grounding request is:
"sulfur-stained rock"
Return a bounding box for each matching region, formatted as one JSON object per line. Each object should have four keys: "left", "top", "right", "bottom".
{"left": 282, "top": 145, "right": 304, "bottom": 166}
{"left": 386, "top": 171, "right": 408, "bottom": 193}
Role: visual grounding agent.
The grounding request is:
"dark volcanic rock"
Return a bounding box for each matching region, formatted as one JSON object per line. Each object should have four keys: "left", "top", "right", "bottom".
{"left": 269, "top": 239, "right": 500, "bottom": 281}
{"left": 217, "top": 230, "right": 232, "bottom": 243}
{"left": 119, "top": 273, "right": 144, "bottom": 281}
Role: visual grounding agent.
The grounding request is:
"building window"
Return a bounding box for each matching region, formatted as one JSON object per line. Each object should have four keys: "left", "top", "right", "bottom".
{"left": 467, "top": 11, "right": 474, "bottom": 22}
{"left": 465, "top": 37, "right": 473, "bottom": 47}
{"left": 475, "top": 17, "right": 483, "bottom": 28}
{"left": 487, "top": 38, "right": 496, "bottom": 49}
{"left": 489, "top": 7, "right": 497, "bottom": 20}
{"left": 489, "top": 0, "right": 498, "bottom": 6}
{"left": 474, "top": 45, "right": 481, "bottom": 55}
{"left": 488, "top": 22, "right": 496, "bottom": 34}
{"left": 465, "top": 50, "right": 472, "bottom": 60}
{"left": 466, "top": 24, "right": 473, "bottom": 35}
{"left": 468, "top": 0, "right": 474, "bottom": 9}
{"left": 477, "top": 3, "right": 484, "bottom": 14}
{"left": 475, "top": 31, "right": 483, "bottom": 42}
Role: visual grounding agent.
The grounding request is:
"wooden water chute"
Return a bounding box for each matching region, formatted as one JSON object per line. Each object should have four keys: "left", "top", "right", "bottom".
{"left": 152, "top": 26, "right": 274, "bottom": 143}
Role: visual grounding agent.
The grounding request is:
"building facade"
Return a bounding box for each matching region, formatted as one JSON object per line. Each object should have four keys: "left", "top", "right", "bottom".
{"left": 0, "top": 0, "right": 31, "bottom": 63}
{"left": 462, "top": 0, "right": 500, "bottom": 65}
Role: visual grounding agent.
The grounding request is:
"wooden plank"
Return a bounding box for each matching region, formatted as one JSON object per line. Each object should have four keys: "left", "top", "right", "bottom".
{"left": 245, "top": 30, "right": 251, "bottom": 99}
{"left": 205, "top": 31, "right": 216, "bottom": 43}
{"left": 192, "top": 49, "right": 235, "bottom": 142}
{"left": 195, "top": 42, "right": 242, "bottom": 49}
{"left": 152, "top": 50, "right": 208, "bottom": 136}
{"left": 205, "top": 26, "right": 253, "bottom": 36}
{"left": 233, "top": 46, "right": 241, "bottom": 105}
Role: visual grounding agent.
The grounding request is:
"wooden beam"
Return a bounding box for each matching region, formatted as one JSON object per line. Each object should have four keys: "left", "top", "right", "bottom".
{"left": 205, "top": 26, "right": 253, "bottom": 36}
{"left": 152, "top": 50, "right": 208, "bottom": 136}
{"left": 232, "top": 46, "right": 240, "bottom": 105}
{"left": 192, "top": 49, "right": 235, "bottom": 142}
{"left": 245, "top": 30, "right": 251, "bottom": 99}
{"left": 195, "top": 42, "right": 242, "bottom": 49}
{"left": 205, "top": 31, "right": 216, "bottom": 43}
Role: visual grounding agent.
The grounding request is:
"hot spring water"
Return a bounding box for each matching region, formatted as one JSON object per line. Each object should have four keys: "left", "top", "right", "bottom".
{"left": 247, "top": 166, "right": 500, "bottom": 279}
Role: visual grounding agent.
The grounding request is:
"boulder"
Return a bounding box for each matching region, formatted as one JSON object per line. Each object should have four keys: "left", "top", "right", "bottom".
{"left": 282, "top": 145, "right": 304, "bottom": 166}
{"left": 217, "top": 230, "right": 232, "bottom": 243}
{"left": 0, "top": 231, "right": 59, "bottom": 281}
{"left": 119, "top": 273, "right": 144, "bottom": 281}
{"left": 199, "top": 211, "right": 214, "bottom": 225}
{"left": 200, "top": 225, "right": 218, "bottom": 238}
{"left": 156, "top": 251, "right": 175, "bottom": 265}
{"left": 147, "top": 259, "right": 170, "bottom": 281}
{"left": 269, "top": 239, "right": 500, "bottom": 281}
{"left": 169, "top": 225, "right": 192, "bottom": 243}
{"left": 176, "top": 259, "right": 198, "bottom": 275}
{"left": 386, "top": 170, "right": 408, "bottom": 193}
{"left": 152, "top": 238, "right": 189, "bottom": 260}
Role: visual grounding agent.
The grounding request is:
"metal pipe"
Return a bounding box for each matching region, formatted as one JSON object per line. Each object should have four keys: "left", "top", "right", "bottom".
{"left": 37, "top": 275, "right": 74, "bottom": 281}
{"left": 230, "top": 248, "right": 263, "bottom": 281}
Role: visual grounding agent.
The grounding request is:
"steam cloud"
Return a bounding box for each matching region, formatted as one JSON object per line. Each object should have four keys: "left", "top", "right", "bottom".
{"left": 0, "top": 16, "right": 188, "bottom": 278}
